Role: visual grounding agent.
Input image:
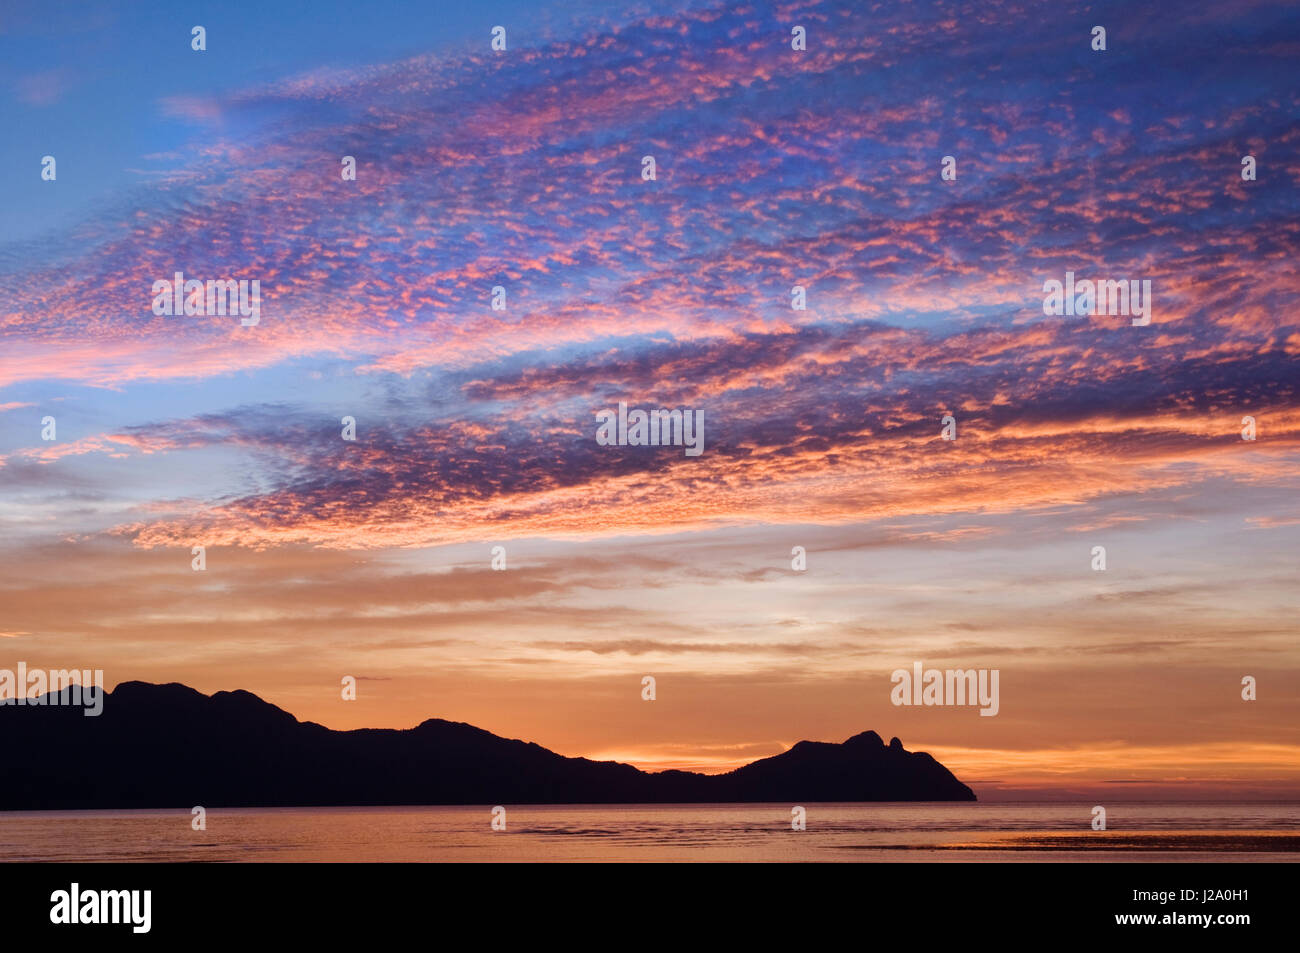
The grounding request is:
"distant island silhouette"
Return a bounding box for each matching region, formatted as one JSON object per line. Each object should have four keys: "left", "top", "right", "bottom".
{"left": 0, "top": 682, "right": 975, "bottom": 808}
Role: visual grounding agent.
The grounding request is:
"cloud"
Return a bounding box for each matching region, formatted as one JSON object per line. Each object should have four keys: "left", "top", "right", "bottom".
{"left": 1, "top": 0, "right": 1297, "bottom": 786}
{"left": 14, "top": 68, "right": 71, "bottom": 106}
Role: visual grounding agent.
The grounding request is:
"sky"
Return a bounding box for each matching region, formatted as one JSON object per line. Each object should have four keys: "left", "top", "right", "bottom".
{"left": 1, "top": 0, "right": 1298, "bottom": 801}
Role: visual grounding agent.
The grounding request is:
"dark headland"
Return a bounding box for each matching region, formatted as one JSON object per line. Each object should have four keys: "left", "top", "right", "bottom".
{"left": 0, "top": 682, "right": 975, "bottom": 809}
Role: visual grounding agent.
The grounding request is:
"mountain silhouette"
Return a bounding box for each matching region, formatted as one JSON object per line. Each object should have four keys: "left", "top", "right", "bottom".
{"left": 0, "top": 682, "right": 975, "bottom": 808}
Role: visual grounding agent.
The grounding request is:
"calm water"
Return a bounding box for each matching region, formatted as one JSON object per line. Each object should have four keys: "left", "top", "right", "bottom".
{"left": 2, "top": 802, "right": 1297, "bottom": 862}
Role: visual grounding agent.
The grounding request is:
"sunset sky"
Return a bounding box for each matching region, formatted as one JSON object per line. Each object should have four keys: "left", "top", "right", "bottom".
{"left": 1, "top": 0, "right": 1298, "bottom": 801}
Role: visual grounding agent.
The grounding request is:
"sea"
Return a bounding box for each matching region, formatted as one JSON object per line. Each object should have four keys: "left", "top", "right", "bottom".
{"left": 1, "top": 801, "right": 1298, "bottom": 862}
